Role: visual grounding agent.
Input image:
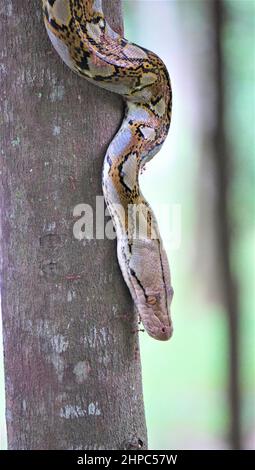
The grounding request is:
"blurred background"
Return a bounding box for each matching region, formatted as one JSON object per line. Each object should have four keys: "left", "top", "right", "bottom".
{"left": 0, "top": 0, "right": 254, "bottom": 450}
{"left": 123, "top": 0, "right": 255, "bottom": 450}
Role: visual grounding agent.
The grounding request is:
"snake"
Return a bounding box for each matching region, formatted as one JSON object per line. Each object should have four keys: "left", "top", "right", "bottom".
{"left": 42, "top": 0, "right": 174, "bottom": 341}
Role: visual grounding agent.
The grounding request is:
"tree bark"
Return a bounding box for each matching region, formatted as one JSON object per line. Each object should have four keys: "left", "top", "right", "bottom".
{"left": 0, "top": 0, "right": 147, "bottom": 450}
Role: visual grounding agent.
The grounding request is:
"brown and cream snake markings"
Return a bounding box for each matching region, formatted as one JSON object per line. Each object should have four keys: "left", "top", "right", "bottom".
{"left": 42, "top": 0, "right": 174, "bottom": 340}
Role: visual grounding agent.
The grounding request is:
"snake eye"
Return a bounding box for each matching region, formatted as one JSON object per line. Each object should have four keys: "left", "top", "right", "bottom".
{"left": 147, "top": 295, "right": 157, "bottom": 305}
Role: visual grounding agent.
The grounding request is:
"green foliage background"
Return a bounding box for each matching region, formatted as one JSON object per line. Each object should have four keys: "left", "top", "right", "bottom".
{"left": 123, "top": 0, "right": 255, "bottom": 449}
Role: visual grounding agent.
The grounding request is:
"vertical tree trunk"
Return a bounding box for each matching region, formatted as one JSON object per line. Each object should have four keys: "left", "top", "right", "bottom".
{"left": 0, "top": 0, "right": 147, "bottom": 450}
{"left": 211, "top": 0, "right": 241, "bottom": 450}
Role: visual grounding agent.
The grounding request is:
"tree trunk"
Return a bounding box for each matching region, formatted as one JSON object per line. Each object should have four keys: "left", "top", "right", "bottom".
{"left": 211, "top": 0, "right": 241, "bottom": 450}
{"left": 0, "top": 0, "right": 147, "bottom": 450}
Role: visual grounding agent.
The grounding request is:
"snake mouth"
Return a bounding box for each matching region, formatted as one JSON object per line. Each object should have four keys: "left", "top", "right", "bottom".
{"left": 145, "top": 321, "right": 173, "bottom": 341}
{"left": 152, "top": 324, "right": 173, "bottom": 341}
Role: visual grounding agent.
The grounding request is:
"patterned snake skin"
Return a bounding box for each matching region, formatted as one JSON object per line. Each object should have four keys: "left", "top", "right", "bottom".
{"left": 42, "top": 0, "right": 174, "bottom": 341}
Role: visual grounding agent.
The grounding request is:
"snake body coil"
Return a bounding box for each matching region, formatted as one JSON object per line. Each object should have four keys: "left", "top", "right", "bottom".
{"left": 42, "top": 0, "right": 174, "bottom": 341}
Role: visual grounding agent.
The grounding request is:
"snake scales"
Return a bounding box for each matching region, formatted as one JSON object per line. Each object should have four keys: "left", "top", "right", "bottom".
{"left": 42, "top": 0, "right": 174, "bottom": 341}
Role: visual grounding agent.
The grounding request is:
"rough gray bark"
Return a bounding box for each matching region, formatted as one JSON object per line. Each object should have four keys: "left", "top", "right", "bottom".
{"left": 0, "top": 0, "right": 147, "bottom": 450}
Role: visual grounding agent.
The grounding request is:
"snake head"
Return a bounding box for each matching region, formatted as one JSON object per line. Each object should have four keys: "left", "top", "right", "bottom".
{"left": 119, "top": 238, "right": 174, "bottom": 341}
{"left": 135, "top": 286, "right": 174, "bottom": 341}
